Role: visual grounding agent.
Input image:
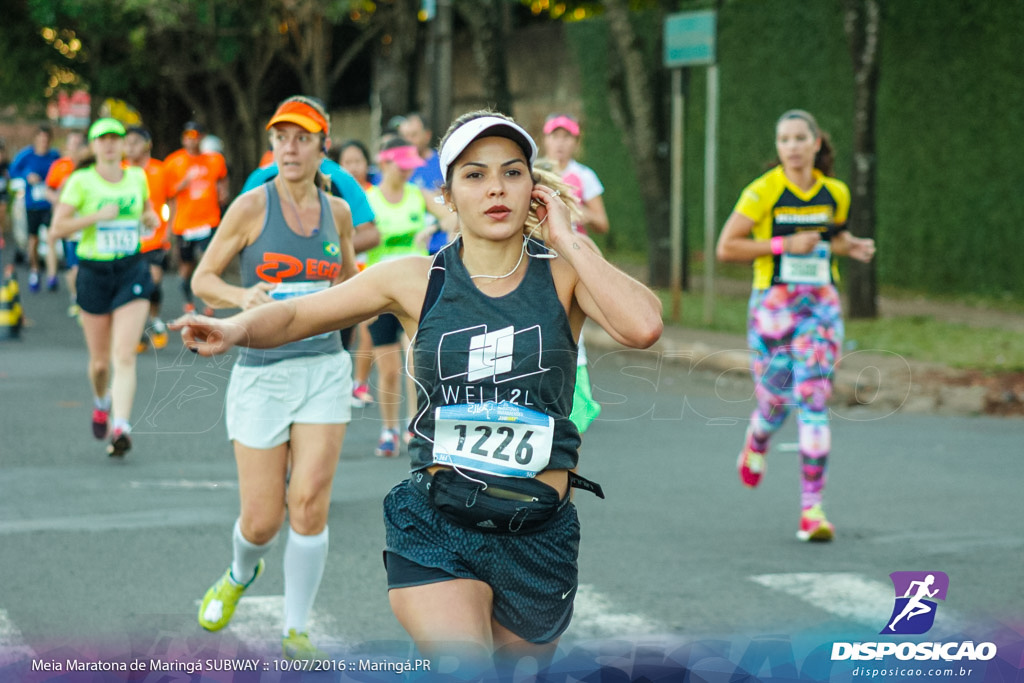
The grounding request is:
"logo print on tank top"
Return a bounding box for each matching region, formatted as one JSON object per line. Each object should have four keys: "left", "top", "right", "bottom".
{"left": 437, "top": 324, "right": 548, "bottom": 384}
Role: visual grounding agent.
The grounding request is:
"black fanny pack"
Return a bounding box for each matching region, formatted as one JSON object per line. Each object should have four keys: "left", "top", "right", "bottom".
{"left": 411, "top": 469, "right": 604, "bottom": 535}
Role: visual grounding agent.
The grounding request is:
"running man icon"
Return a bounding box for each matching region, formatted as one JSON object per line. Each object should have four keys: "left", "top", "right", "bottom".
{"left": 881, "top": 571, "right": 949, "bottom": 635}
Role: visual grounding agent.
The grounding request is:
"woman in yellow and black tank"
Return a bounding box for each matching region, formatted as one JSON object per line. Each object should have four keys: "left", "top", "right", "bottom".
{"left": 716, "top": 109, "right": 876, "bottom": 543}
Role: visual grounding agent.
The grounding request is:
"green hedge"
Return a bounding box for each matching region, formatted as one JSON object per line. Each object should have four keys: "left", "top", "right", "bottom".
{"left": 566, "top": 0, "right": 1024, "bottom": 298}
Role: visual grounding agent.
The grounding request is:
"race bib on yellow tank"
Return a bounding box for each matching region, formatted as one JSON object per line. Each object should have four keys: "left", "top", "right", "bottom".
{"left": 780, "top": 242, "right": 831, "bottom": 285}
{"left": 432, "top": 401, "right": 554, "bottom": 478}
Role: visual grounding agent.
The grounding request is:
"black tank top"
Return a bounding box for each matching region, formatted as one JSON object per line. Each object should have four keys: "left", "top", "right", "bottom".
{"left": 409, "top": 237, "right": 580, "bottom": 475}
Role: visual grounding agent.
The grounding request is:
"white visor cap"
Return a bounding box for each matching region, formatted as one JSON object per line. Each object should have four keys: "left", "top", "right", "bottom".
{"left": 438, "top": 116, "right": 538, "bottom": 182}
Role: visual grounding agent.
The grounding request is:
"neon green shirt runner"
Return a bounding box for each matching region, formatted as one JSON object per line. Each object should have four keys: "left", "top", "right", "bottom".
{"left": 364, "top": 184, "right": 428, "bottom": 266}
{"left": 61, "top": 166, "right": 150, "bottom": 262}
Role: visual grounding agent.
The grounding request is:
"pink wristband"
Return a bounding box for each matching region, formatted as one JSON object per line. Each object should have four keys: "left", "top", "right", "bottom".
{"left": 770, "top": 236, "right": 785, "bottom": 255}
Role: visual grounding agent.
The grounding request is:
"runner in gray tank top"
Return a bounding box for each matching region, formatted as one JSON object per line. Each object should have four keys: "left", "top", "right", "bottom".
{"left": 173, "top": 110, "right": 662, "bottom": 675}
{"left": 185, "top": 96, "right": 358, "bottom": 661}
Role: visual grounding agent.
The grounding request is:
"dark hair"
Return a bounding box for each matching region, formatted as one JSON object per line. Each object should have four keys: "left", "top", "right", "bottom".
{"left": 125, "top": 126, "right": 152, "bottom": 142}
{"left": 75, "top": 153, "right": 97, "bottom": 170}
{"left": 814, "top": 132, "right": 835, "bottom": 177}
{"left": 544, "top": 112, "right": 579, "bottom": 128}
{"left": 37, "top": 125, "right": 53, "bottom": 138}
{"left": 774, "top": 109, "right": 835, "bottom": 177}
{"left": 404, "top": 112, "right": 431, "bottom": 132}
{"left": 381, "top": 136, "right": 415, "bottom": 152}
{"left": 338, "top": 139, "right": 370, "bottom": 164}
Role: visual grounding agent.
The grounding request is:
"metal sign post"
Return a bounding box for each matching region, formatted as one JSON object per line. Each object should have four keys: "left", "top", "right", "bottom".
{"left": 663, "top": 10, "right": 718, "bottom": 324}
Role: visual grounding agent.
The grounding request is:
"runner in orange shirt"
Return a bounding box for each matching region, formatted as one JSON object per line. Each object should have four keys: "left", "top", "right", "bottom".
{"left": 44, "top": 129, "right": 87, "bottom": 310}
{"left": 164, "top": 121, "right": 228, "bottom": 313}
{"left": 125, "top": 126, "right": 171, "bottom": 350}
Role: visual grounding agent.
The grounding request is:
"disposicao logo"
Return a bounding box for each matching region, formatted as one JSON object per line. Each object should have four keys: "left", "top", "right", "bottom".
{"left": 831, "top": 571, "right": 998, "bottom": 663}
{"left": 881, "top": 571, "right": 949, "bottom": 635}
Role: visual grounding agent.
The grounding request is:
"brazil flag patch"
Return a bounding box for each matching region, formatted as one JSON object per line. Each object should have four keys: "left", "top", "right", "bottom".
{"left": 323, "top": 242, "right": 340, "bottom": 257}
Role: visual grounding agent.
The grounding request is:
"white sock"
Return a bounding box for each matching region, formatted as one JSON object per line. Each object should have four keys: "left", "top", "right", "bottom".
{"left": 231, "top": 518, "right": 275, "bottom": 585}
{"left": 283, "top": 526, "right": 329, "bottom": 636}
{"left": 112, "top": 418, "right": 131, "bottom": 434}
{"left": 94, "top": 395, "right": 111, "bottom": 411}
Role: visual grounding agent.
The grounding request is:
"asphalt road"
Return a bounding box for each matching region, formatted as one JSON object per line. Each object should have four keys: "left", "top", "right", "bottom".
{"left": 1, "top": 270, "right": 1021, "bottom": 680}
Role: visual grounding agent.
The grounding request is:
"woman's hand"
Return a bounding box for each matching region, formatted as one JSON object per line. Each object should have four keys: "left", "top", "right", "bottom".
{"left": 530, "top": 184, "right": 574, "bottom": 248}
{"left": 239, "top": 282, "right": 276, "bottom": 310}
{"left": 785, "top": 231, "right": 822, "bottom": 254}
{"left": 169, "top": 314, "right": 245, "bottom": 357}
{"left": 141, "top": 209, "right": 160, "bottom": 231}
{"left": 95, "top": 204, "right": 120, "bottom": 222}
{"left": 847, "top": 236, "right": 876, "bottom": 263}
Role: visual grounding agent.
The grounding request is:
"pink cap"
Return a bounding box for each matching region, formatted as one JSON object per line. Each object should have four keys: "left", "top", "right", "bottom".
{"left": 378, "top": 145, "right": 426, "bottom": 170}
{"left": 543, "top": 115, "right": 580, "bottom": 137}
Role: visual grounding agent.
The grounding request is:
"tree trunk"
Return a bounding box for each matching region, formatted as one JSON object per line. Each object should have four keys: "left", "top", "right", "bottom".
{"left": 456, "top": 0, "right": 512, "bottom": 115}
{"left": 843, "top": 0, "right": 881, "bottom": 318}
{"left": 603, "top": 0, "right": 671, "bottom": 286}
{"left": 427, "top": 0, "right": 454, "bottom": 140}
{"left": 373, "top": 0, "right": 420, "bottom": 128}
{"left": 309, "top": 13, "right": 328, "bottom": 102}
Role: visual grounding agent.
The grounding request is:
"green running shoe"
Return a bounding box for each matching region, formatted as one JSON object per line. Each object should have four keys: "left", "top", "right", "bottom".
{"left": 282, "top": 629, "right": 328, "bottom": 660}
{"left": 198, "top": 559, "right": 264, "bottom": 631}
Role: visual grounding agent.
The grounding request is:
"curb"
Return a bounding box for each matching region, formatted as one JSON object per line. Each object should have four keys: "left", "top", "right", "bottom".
{"left": 582, "top": 321, "right": 993, "bottom": 417}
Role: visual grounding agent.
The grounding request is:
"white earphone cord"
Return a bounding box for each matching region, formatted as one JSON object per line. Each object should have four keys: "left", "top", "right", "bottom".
{"left": 469, "top": 216, "right": 558, "bottom": 281}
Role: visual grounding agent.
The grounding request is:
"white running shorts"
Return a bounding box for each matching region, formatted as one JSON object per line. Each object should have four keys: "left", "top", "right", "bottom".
{"left": 226, "top": 351, "right": 353, "bottom": 449}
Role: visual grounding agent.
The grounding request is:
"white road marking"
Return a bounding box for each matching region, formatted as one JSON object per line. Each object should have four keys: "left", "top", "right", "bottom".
{"left": 750, "top": 572, "right": 965, "bottom": 636}
{"left": 0, "top": 609, "right": 34, "bottom": 665}
{"left": 563, "top": 583, "right": 662, "bottom": 640}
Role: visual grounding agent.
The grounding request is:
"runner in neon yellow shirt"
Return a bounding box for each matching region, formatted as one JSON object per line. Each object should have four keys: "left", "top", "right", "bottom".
{"left": 50, "top": 118, "right": 160, "bottom": 458}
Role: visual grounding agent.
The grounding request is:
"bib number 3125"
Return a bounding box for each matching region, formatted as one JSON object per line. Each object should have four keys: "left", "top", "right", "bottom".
{"left": 432, "top": 401, "right": 553, "bottom": 478}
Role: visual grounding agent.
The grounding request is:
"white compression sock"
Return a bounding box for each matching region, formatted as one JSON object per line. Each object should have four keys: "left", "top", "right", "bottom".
{"left": 231, "top": 518, "right": 275, "bottom": 585}
{"left": 283, "top": 526, "right": 329, "bottom": 636}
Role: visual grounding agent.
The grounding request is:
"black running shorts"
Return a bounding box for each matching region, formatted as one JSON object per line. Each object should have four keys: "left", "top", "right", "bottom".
{"left": 75, "top": 255, "right": 154, "bottom": 315}
{"left": 369, "top": 312, "right": 403, "bottom": 347}
{"left": 382, "top": 478, "right": 580, "bottom": 644}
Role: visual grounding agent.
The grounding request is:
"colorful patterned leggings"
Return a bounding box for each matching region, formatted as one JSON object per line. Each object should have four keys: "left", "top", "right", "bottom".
{"left": 747, "top": 285, "right": 843, "bottom": 508}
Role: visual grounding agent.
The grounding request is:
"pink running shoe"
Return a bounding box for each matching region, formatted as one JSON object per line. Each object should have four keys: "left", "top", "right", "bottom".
{"left": 737, "top": 426, "right": 766, "bottom": 488}
{"left": 352, "top": 383, "right": 374, "bottom": 405}
{"left": 92, "top": 409, "right": 110, "bottom": 440}
{"left": 797, "top": 503, "right": 835, "bottom": 542}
